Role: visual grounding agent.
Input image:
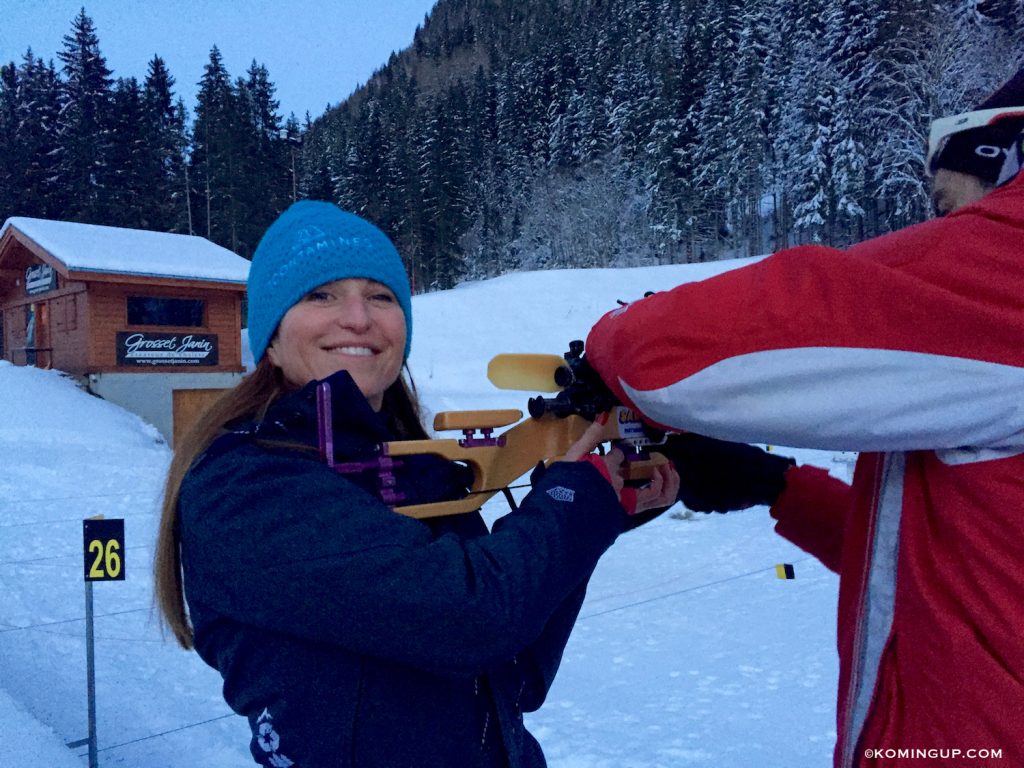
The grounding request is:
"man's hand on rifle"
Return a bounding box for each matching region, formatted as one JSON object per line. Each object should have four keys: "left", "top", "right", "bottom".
{"left": 658, "top": 433, "right": 796, "bottom": 513}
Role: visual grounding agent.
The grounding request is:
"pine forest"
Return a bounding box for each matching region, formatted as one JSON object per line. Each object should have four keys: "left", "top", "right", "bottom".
{"left": 1, "top": 1, "right": 1021, "bottom": 292}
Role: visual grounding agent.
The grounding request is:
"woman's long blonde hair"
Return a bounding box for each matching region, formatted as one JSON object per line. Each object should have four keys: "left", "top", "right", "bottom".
{"left": 153, "top": 357, "right": 427, "bottom": 649}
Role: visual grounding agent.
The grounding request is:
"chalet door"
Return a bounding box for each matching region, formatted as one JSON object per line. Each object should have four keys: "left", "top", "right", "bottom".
{"left": 172, "top": 388, "right": 230, "bottom": 447}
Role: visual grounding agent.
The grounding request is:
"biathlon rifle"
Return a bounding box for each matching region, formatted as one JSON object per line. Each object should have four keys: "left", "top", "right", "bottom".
{"left": 316, "top": 340, "right": 669, "bottom": 519}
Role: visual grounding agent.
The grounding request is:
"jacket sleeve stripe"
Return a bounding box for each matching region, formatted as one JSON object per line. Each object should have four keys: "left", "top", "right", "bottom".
{"left": 619, "top": 346, "right": 1024, "bottom": 452}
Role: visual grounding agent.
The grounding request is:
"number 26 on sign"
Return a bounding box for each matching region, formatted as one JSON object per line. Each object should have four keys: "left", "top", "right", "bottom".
{"left": 83, "top": 518, "right": 125, "bottom": 581}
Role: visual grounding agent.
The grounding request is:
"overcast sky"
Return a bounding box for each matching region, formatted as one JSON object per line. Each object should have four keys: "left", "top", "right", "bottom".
{"left": 0, "top": 0, "right": 439, "bottom": 121}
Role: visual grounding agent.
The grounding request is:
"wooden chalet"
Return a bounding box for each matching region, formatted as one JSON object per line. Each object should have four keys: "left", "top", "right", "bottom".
{"left": 0, "top": 217, "right": 250, "bottom": 441}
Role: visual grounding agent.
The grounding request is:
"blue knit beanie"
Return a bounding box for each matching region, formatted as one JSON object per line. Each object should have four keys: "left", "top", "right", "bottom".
{"left": 247, "top": 201, "right": 412, "bottom": 362}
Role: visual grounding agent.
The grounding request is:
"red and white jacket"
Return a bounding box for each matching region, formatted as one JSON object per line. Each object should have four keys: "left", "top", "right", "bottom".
{"left": 586, "top": 171, "right": 1024, "bottom": 767}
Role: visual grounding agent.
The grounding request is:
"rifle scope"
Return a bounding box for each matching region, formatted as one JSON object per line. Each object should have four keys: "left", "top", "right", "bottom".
{"left": 528, "top": 340, "right": 619, "bottom": 421}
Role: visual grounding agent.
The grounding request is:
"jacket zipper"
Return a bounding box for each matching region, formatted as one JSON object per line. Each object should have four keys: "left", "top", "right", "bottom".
{"left": 839, "top": 453, "right": 885, "bottom": 768}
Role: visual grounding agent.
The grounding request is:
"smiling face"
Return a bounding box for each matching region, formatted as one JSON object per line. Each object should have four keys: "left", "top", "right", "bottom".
{"left": 266, "top": 278, "right": 407, "bottom": 410}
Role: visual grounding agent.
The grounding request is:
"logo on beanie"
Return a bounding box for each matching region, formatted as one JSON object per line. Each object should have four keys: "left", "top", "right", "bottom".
{"left": 291, "top": 231, "right": 375, "bottom": 262}
{"left": 294, "top": 224, "right": 327, "bottom": 247}
{"left": 268, "top": 233, "right": 379, "bottom": 289}
{"left": 299, "top": 234, "right": 374, "bottom": 262}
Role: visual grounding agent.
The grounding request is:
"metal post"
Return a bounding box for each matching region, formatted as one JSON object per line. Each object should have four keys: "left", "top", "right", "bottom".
{"left": 84, "top": 580, "right": 98, "bottom": 768}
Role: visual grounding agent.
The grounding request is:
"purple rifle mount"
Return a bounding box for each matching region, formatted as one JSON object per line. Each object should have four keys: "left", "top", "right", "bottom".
{"left": 316, "top": 381, "right": 407, "bottom": 505}
{"left": 459, "top": 427, "right": 506, "bottom": 448}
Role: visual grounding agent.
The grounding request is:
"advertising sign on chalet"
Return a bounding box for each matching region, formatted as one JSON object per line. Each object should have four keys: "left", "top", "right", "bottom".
{"left": 116, "top": 332, "right": 219, "bottom": 367}
{"left": 25, "top": 264, "right": 57, "bottom": 295}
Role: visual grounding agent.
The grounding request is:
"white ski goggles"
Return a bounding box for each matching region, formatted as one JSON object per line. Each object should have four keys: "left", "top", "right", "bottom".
{"left": 926, "top": 106, "right": 1024, "bottom": 175}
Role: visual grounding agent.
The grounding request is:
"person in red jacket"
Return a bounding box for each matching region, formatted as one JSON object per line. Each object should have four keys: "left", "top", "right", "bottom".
{"left": 584, "top": 68, "right": 1024, "bottom": 768}
{"left": 928, "top": 69, "right": 1024, "bottom": 216}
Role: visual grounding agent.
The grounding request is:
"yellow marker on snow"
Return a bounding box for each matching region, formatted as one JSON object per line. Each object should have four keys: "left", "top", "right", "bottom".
{"left": 775, "top": 563, "right": 795, "bottom": 580}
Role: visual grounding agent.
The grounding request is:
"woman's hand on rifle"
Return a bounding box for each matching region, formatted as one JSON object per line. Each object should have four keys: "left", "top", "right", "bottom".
{"left": 563, "top": 415, "right": 679, "bottom": 515}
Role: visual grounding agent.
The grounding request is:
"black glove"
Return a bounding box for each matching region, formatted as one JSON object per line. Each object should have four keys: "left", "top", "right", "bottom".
{"left": 657, "top": 432, "right": 795, "bottom": 513}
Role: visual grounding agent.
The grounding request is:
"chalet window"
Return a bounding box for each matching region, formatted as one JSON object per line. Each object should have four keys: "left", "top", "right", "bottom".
{"left": 24, "top": 304, "right": 36, "bottom": 366}
{"left": 127, "top": 296, "right": 205, "bottom": 327}
{"left": 25, "top": 304, "right": 35, "bottom": 342}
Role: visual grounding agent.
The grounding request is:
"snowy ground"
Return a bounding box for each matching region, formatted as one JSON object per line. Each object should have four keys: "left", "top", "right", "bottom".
{"left": 0, "top": 259, "right": 848, "bottom": 767}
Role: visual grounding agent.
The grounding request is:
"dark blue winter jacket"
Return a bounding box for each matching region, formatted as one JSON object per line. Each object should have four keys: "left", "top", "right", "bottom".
{"left": 178, "top": 370, "right": 628, "bottom": 767}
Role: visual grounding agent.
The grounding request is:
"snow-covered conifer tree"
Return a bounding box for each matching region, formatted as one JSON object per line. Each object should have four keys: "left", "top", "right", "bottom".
{"left": 55, "top": 9, "right": 113, "bottom": 223}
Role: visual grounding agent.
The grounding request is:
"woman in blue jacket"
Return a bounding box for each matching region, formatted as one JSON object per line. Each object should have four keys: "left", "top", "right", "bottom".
{"left": 154, "top": 200, "right": 676, "bottom": 768}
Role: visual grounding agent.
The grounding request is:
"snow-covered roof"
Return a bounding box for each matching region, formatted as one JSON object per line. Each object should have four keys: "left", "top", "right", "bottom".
{"left": 0, "top": 216, "right": 250, "bottom": 285}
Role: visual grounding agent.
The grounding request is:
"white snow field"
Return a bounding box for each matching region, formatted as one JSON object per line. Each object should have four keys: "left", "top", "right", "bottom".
{"left": 0, "top": 258, "right": 848, "bottom": 767}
